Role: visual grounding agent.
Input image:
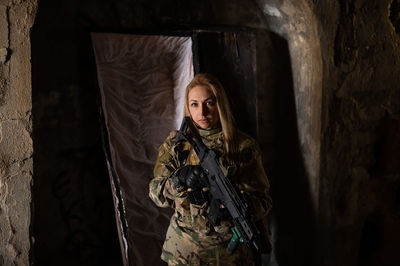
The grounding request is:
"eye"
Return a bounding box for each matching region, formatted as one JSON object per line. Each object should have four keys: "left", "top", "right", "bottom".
{"left": 190, "top": 102, "right": 198, "bottom": 107}
{"left": 206, "top": 100, "right": 215, "bottom": 106}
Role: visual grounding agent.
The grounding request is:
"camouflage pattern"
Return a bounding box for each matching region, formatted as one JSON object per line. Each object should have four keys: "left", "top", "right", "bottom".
{"left": 149, "top": 128, "right": 272, "bottom": 265}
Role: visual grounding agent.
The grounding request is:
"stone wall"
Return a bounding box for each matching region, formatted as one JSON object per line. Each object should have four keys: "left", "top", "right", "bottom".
{"left": 254, "top": 1, "right": 400, "bottom": 265}
{"left": 315, "top": 0, "right": 400, "bottom": 265}
{"left": 0, "top": 0, "right": 37, "bottom": 265}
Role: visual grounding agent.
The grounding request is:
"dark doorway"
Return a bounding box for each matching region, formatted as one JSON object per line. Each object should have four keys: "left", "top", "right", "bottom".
{"left": 92, "top": 30, "right": 261, "bottom": 265}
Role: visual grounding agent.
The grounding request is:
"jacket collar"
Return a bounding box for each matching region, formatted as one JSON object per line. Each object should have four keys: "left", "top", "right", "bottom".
{"left": 198, "top": 127, "right": 222, "bottom": 137}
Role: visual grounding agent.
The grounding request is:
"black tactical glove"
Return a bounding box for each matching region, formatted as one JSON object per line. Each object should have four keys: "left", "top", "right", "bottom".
{"left": 185, "top": 165, "right": 208, "bottom": 189}
{"left": 172, "top": 165, "right": 208, "bottom": 189}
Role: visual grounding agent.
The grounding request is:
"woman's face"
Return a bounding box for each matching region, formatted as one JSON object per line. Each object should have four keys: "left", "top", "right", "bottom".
{"left": 188, "top": 85, "right": 220, "bottom": 130}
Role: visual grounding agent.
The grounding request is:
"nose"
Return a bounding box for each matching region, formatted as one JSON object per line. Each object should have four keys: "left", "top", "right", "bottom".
{"left": 200, "top": 103, "right": 209, "bottom": 116}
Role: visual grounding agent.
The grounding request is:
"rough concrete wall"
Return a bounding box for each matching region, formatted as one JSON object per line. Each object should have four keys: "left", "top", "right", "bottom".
{"left": 254, "top": 1, "right": 323, "bottom": 265}
{"left": 0, "top": 0, "right": 37, "bottom": 265}
{"left": 258, "top": 0, "right": 323, "bottom": 215}
{"left": 314, "top": 0, "right": 400, "bottom": 265}
{"left": 258, "top": 0, "right": 400, "bottom": 265}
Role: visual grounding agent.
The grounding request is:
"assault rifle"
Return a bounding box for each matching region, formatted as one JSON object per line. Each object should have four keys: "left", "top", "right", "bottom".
{"left": 176, "top": 117, "right": 260, "bottom": 254}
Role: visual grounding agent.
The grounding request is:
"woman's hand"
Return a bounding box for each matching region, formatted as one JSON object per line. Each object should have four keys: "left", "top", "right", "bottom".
{"left": 185, "top": 166, "right": 208, "bottom": 189}
{"left": 172, "top": 165, "right": 209, "bottom": 189}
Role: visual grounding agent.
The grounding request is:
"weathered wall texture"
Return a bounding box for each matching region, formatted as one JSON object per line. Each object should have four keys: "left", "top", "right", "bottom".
{"left": 254, "top": 0, "right": 400, "bottom": 265}
{"left": 0, "top": 0, "right": 37, "bottom": 265}
{"left": 316, "top": 0, "right": 400, "bottom": 265}
{"left": 258, "top": 0, "right": 323, "bottom": 216}
{"left": 257, "top": 1, "right": 400, "bottom": 265}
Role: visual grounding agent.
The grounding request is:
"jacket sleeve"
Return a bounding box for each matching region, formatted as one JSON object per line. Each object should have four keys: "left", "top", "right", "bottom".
{"left": 235, "top": 139, "right": 273, "bottom": 252}
{"left": 236, "top": 139, "right": 272, "bottom": 221}
{"left": 149, "top": 131, "right": 185, "bottom": 208}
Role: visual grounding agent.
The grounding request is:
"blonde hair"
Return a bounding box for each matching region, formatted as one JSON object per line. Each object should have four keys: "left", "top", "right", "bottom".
{"left": 184, "top": 73, "right": 239, "bottom": 164}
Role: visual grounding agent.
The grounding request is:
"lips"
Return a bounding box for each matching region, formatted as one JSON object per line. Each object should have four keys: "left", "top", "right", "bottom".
{"left": 198, "top": 119, "right": 211, "bottom": 125}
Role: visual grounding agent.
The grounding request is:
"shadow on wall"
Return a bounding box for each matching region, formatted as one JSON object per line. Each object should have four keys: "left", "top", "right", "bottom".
{"left": 31, "top": 1, "right": 123, "bottom": 265}
{"left": 266, "top": 31, "right": 316, "bottom": 266}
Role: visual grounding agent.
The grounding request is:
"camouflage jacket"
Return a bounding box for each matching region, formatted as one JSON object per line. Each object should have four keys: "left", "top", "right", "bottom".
{"left": 149, "top": 128, "right": 272, "bottom": 265}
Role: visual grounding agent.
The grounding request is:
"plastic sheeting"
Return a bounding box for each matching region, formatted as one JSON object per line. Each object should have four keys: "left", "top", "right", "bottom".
{"left": 91, "top": 33, "right": 193, "bottom": 266}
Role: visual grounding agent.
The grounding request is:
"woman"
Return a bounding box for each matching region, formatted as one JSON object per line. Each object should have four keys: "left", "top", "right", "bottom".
{"left": 149, "top": 73, "right": 272, "bottom": 265}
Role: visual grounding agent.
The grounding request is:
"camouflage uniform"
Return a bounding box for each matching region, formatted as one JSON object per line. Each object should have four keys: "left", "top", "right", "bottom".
{"left": 149, "top": 127, "right": 272, "bottom": 265}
